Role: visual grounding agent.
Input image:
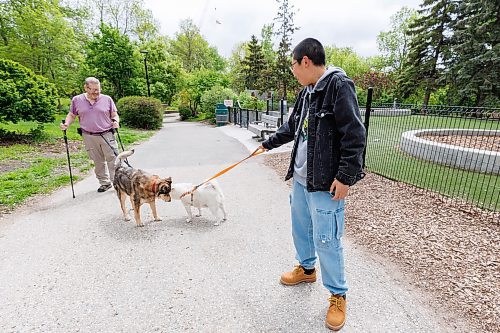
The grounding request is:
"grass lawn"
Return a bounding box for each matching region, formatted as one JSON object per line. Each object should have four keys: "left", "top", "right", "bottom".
{"left": 0, "top": 113, "right": 156, "bottom": 212}
{"left": 365, "top": 115, "right": 499, "bottom": 211}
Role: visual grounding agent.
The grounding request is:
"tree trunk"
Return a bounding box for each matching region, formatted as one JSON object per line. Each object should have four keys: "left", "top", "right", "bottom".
{"left": 423, "top": 87, "right": 431, "bottom": 108}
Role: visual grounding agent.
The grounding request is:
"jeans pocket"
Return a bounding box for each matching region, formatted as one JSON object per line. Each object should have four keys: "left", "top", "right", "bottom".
{"left": 315, "top": 208, "right": 334, "bottom": 248}
{"left": 334, "top": 208, "right": 345, "bottom": 240}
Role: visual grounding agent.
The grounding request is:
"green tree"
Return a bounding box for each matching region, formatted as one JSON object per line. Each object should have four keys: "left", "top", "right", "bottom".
{"left": 260, "top": 24, "right": 275, "bottom": 63}
{"left": 76, "top": 0, "right": 160, "bottom": 40}
{"left": 169, "top": 19, "right": 225, "bottom": 73}
{"left": 0, "top": 0, "right": 85, "bottom": 99}
{"left": 399, "top": 0, "right": 457, "bottom": 106}
{"left": 0, "top": 58, "right": 58, "bottom": 124}
{"left": 178, "top": 69, "right": 229, "bottom": 117}
{"left": 273, "top": 0, "right": 299, "bottom": 99}
{"left": 325, "top": 46, "right": 371, "bottom": 79}
{"left": 353, "top": 71, "right": 395, "bottom": 102}
{"left": 377, "top": 7, "right": 417, "bottom": 73}
{"left": 139, "top": 37, "right": 183, "bottom": 104}
{"left": 241, "top": 35, "right": 265, "bottom": 90}
{"left": 259, "top": 24, "right": 278, "bottom": 94}
{"left": 227, "top": 42, "right": 247, "bottom": 94}
{"left": 447, "top": 0, "right": 499, "bottom": 106}
{"left": 85, "top": 24, "right": 140, "bottom": 99}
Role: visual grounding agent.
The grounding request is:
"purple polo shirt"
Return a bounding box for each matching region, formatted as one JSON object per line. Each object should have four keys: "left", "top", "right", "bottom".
{"left": 70, "top": 93, "right": 118, "bottom": 133}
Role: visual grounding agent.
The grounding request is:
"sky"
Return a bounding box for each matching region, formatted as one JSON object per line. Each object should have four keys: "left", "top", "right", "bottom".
{"left": 143, "top": 0, "right": 422, "bottom": 58}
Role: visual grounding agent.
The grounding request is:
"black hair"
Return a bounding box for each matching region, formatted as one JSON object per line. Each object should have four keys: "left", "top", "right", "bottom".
{"left": 293, "top": 38, "right": 326, "bottom": 66}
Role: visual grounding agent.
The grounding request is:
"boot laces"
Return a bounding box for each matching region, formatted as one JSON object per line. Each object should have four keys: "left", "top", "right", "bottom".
{"left": 328, "top": 295, "right": 343, "bottom": 310}
{"left": 293, "top": 265, "right": 303, "bottom": 273}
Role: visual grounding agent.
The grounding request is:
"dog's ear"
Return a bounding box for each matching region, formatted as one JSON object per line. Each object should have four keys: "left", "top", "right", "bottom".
{"left": 166, "top": 176, "right": 172, "bottom": 183}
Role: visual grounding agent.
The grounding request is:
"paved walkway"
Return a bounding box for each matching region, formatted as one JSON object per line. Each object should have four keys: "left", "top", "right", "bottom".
{"left": 0, "top": 115, "right": 457, "bottom": 332}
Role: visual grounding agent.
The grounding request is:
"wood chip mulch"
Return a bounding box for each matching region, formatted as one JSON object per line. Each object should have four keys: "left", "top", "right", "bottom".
{"left": 263, "top": 152, "right": 499, "bottom": 333}
{"left": 422, "top": 134, "right": 500, "bottom": 152}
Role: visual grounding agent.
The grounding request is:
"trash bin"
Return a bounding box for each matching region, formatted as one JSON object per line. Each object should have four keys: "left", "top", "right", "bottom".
{"left": 215, "top": 103, "right": 229, "bottom": 127}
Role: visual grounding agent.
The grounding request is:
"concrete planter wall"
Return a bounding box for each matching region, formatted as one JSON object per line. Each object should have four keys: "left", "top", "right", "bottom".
{"left": 400, "top": 129, "right": 500, "bottom": 174}
{"left": 360, "top": 108, "right": 411, "bottom": 116}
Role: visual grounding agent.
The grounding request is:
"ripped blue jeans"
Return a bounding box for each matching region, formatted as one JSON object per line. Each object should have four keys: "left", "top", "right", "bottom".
{"left": 290, "top": 179, "right": 347, "bottom": 296}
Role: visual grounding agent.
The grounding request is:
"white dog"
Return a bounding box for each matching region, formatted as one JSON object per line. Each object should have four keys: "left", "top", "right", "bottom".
{"left": 170, "top": 180, "right": 227, "bottom": 226}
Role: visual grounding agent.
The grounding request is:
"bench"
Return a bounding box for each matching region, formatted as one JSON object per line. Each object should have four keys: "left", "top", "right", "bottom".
{"left": 248, "top": 114, "right": 280, "bottom": 141}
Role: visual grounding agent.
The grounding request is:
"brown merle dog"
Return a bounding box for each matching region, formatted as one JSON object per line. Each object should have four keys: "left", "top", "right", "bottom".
{"left": 113, "top": 150, "right": 172, "bottom": 227}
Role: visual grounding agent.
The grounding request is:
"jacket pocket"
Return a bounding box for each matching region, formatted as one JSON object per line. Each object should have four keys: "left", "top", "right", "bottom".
{"left": 315, "top": 108, "right": 333, "bottom": 119}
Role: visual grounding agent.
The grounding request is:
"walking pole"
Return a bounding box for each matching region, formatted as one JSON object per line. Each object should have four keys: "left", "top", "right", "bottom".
{"left": 112, "top": 119, "right": 126, "bottom": 152}
{"left": 61, "top": 119, "right": 75, "bottom": 198}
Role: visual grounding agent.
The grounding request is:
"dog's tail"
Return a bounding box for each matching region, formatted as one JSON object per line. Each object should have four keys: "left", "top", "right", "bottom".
{"left": 207, "top": 180, "right": 225, "bottom": 200}
{"left": 115, "top": 149, "right": 135, "bottom": 168}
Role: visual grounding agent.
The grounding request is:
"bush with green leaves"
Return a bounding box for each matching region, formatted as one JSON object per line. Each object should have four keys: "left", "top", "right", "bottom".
{"left": 117, "top": 96, "right": 163, "bottom": 130}
{"left": 178, "top": 105, "right": 192, "bottom": 120}
{"left": 200, "top": 85, "right": 236, "bottom": 119}
{"left": 0, "top": 58, "right": 58, "bottom": 124}
{"left": 237, "top": 91, "right": 265, "bottom": 110}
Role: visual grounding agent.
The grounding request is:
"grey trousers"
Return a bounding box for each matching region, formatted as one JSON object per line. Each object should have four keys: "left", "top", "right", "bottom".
{"left": 82, "top": 132, "right": 118, "bottom": 186}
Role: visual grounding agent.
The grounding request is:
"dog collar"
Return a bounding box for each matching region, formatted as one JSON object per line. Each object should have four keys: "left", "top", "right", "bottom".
{"left": 151, "top": 179, "right": 158, "bottom": 194}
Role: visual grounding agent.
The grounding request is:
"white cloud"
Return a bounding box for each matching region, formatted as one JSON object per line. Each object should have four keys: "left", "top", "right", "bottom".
{"left": 143, "top": 0, "right": 421, "bottom": 57}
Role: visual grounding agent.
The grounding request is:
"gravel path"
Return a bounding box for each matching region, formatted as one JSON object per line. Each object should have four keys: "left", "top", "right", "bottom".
{"left": 263, "top": 152, "right": 500, "bottom": 333}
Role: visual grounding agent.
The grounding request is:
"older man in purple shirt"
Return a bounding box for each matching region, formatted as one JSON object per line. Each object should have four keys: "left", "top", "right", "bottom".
{"left": 60, "top": 77, "right": 120, "bottom": 193}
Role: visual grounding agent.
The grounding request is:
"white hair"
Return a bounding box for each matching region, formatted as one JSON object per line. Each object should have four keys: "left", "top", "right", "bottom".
{"left": 84, "top": 77, "right": 100, "bottom": 86}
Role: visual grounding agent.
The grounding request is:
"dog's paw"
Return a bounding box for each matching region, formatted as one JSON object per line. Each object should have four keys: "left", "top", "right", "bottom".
{"left": 136, "top": 222, "right": 145, "bottom": 227}
{"left": 186, "top": 218, "right": 192, "bottom": 223}
{"left": 124, "top": 216, "right": 131, "bottom": 221}
{"left": 154, "top": 217, "right": 162, "bottom": 221}
{"left": 213, "top": 221, "right": 221, "bottom": 226}
{"left": 195, "top": 213, "right": 202, "bottom": 217}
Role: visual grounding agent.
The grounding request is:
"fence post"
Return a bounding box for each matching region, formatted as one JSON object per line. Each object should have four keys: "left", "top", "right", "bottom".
{"left": 246, "top": 108, "right": 250, "bottom": 128}
{"left": 239, "top": 108, "right": 242, "bottom": 128}
{"left": 280, "top": 99, "right": 286, "bottom": 127}
{"left": 362, "top": 87, "right": 373, "bottom": 168}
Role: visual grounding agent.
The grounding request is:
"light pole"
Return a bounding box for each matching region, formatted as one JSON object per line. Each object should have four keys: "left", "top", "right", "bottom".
{"left": 140, "top": 50, "right": 151, "bottom": 97}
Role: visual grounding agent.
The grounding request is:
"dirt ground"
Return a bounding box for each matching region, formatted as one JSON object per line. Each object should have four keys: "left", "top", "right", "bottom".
{"left": 422, "top": 134, "right": 500, "bottom": 152}
{"left": 263, "top": 152, "right": 499, "bottom": 333}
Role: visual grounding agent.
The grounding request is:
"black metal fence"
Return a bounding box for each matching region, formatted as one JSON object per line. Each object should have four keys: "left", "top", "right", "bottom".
{"left": 362, "top": 98, "right": 499, "bottom": 212}
{"left": 228, "top": 100, "right": 289, "bottom": 128}
{"left": 226, "top": 93, "right": 499, "bottom": 212}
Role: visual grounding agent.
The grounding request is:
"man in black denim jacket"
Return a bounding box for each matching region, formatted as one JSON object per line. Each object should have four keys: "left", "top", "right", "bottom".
{"left": 260, "top": 38, "right": 366, "bottom": 331}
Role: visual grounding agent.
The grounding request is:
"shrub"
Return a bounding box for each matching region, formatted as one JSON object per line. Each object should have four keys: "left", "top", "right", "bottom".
{"left": 0, "top": 58, "right": 58, "bottom": 124}
{"left": 178, "top": 105, "right": 192, "bottom": 120}
{"left": 237, "top": 91, "right": 265, "bottom": 110}
{"left": 117, "top": 96, "right": 163, "bottom": 130}
{"left": 200, "top": 85, "right": 236, "bottom": 119}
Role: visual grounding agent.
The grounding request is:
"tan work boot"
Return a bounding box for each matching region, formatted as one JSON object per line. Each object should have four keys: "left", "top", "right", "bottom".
{"left": 326, "top": 294, "right": 346, "bottom": 331}
{"left": 279, "top": 265, "right": 316, "bottom": 285}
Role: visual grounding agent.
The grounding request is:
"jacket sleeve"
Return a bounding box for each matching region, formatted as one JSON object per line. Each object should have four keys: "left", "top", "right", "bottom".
{"left": 261, "top": 92, "right": 303, "bottom": 150}
{"left": 333, "top": 79, "right": 366, "bottom": 186}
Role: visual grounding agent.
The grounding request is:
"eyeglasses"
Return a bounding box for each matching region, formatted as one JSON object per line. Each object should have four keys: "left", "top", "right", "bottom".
{"left": 86, "top": 87, "right": 101, "bottom": 93}
{"left": 289, "top": 60, "right": 298, "bottom": 72}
